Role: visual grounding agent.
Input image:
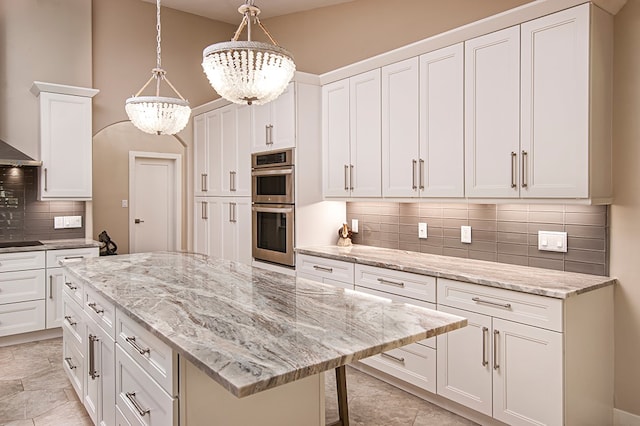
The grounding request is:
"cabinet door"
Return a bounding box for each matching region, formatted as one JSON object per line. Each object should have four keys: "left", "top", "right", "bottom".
{"left": 218, "top": 105, "right": 237, "bottom": 196}
{"left": 234, "top": 104, "right": 252, "bottom": 196}
{"left": 205, "top": 109, "right": 222, "bottom": 195}
{"left": 193, "top": 114, "right": 208, "bottom": 196}
{"left": 436, "top": 305, "right": 492, "bottom": 416}
{"left": 322, "top": 79, "right": 351, "bottom": 197}
{"left": 84, "top": 314, "right": 116, "bottom": 426}
{"left": 207, "top": 199, "right": 224, "bottom": 260}
{"left": 220, "top": 198, "right": 251, "bottom": 264}
{"left": 46, "top": 268, "right": 64, "bottom": 329}
{"left": 39, "top": 92, "right": 93, "bottom": 199}
{"left": 193, "top": 198, "right": 210, "bottom": 256}
{"left": 521, "top": 4, "right": 589, "bottom": 198}
{"left": 270, "top": 83, "right": 296, "bottom": 150}
{"left": 419, "top": 43, "right": 464, "bottom": 197}
{"left": 492, "top": 318, "right": 563, "bottom": 426}
{"left": 382, "top": 57, "right": 420, "bottom": 197}
{"left": 465, "top": 26, "right": 521, "bottom": 198}
{"left": 251, "top": 102, "right": 272, "bottom": 153}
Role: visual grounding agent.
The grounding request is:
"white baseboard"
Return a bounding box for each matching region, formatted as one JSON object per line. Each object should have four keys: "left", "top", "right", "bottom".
{"left": 615, "top": 408, "right": 640, "bottom": 426}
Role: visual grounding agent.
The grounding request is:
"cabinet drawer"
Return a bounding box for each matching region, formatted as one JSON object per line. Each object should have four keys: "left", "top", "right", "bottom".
{"left": 355, "top": 264, "right": 436, "bottom": 303}
{"left": 296, "top": 271, "right": 353, "bottom": 290}
{"left": 84, "top": 285, "right": 116, "bottom": 339}
{"left": 47, "top": 247, "right": 99, "bottom": 267}
{"left": 116, "top": 345, "right": 177, "bottom": 426}
{"left": 62, "top": 274, "right": 83, "bottom": 306}
{"left": 116, "top": 309, "right": 177, "bottom": 396}
{"left": 62, "top": 328, "right": 84, "bottom": 400}
{"left": 0, "top": 251, "right": 45, "bottom": 272}
{"left": 62, "top": 292, "right": 85, "bottom": 346}
{"left": 0, "top": 300, "right": 45, "bottom": 337}
{"left": 0, "top": 269, "right": 45, "bottom": 305}
{"left": 437, "top": 278, "right": 563, "bottom": 332}
{"left": 360, "top": 343, "right": 436, "bottom": 393}
{"left": 296, "top": 254, "right": 354, "bottom": 284}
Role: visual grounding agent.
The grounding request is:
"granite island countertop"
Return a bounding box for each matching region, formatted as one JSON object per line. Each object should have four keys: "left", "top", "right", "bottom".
{"left": 61, "top": 251, "right": 466, "bottom": 398}
{"left": 0, "top": 238, "right": 100, "bottom": 254}
{"left": 296, "top": 245, "right": 616, "bottom": 299}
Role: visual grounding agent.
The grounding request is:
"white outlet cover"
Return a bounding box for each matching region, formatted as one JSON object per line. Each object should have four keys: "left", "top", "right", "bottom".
{"left": 54, "top": 217, "right": 64, "bottom": 229}
{"left": 418, "top": 222, "right": 427, "bottom": 239}
{"left": 461, "top": 226, "right": 472, "bottom": 244}
{"left": 538, "top": 231, "right": 567, "bottom": 253}
{"left": 351, "top": 218, "right": 358, "bottom": 233}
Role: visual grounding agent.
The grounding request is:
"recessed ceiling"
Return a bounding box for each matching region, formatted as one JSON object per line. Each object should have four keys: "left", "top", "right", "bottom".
{"left": 144, "top": 0, "right": 356, "bottom": 24}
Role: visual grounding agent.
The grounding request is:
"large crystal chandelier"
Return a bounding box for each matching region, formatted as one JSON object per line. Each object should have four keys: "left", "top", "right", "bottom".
{"left": 125, "top": 0, "right": 191, "bottom": 135}
{"left": 202, "top": 1, "right": 296, "bottom": 105}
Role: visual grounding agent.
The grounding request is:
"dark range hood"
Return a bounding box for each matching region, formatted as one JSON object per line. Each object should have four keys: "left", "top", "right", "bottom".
{"left": 0, "top": 140, "right": 42, "bottom": 167}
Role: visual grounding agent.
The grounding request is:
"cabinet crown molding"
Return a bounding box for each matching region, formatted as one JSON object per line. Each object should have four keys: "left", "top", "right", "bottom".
{"left": 30, "top": 81, "right": 99, "bottom": 98}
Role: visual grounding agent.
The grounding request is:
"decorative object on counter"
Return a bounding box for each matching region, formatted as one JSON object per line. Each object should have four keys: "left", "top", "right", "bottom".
{"left": 125, "top": 0, "right": 191, "bottom": 135}
{"left": 98, "top": 230, "right": 117, "bottom": 256}
{"left": 337, "top": 223, "right": 353, "bottom": 247}
{"left": 202, "top": 0, "right": 295, "bottom": 105}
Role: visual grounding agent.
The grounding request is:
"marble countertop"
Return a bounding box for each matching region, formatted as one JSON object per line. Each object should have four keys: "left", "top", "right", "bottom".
{"left": 62, "top": 252, "right": 466, "bottom": 398}
{"left": 296, "top": 245, "right": 616, "bottom": 299}
{"left": 0, "top": 238, "right": 100, "bottom": 254}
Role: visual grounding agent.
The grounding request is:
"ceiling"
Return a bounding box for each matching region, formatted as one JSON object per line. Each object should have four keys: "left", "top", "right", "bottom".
{"left": 145, "top": 0, "right": 356, "bottom": 24}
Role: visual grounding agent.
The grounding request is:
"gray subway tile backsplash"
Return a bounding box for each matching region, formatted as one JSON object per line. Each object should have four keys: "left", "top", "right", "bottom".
{"left": 347, "top": 201, "right": 609, "bottom": 276}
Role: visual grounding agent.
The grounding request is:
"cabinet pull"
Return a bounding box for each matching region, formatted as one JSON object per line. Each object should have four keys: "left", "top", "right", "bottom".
{"left": 344, "top": 165, "right": 349, "bottom": 191}
{"left": 49, "top": 275, "right": 53, "bottom": 299}
{"left": 265, "top": 124, "right": 274, "bottom": 145}
{"left": 377, "top": 277, "right": 405, "bottom": 288}
{"left": 65, "top": 281, "right": 77, "bottom": 291}
{"left": 472, "top": 296, "right": 512, "bottom": 309}
{"left": 125, "top": 336, "right": 151, "bottom": 356}
{"left": 64, "top": 255, "right": 85, "bottom": 260}
{"left": 126, "top": 392, "right": 150, "bottom": 417}
{"left": 313, "top": 265, "right": 333, "bottom": 273}
{"left": 230, "top": 171, "right": 237, "bottom": 192}
{"left": 482, "top": 327, "right": 489, "bottom": 367}
{"left": 202, "top": 173, "right": 208, "bottom": 192}
{"left": 510, "top": 152, "right": 517, "bottom": 188}
{"left": 349, "top": 165, "right": 354, "bottom": 190}
{"left": 412, "top": 159, "right": 418, "bottom": 190}
{"left": 521, "top": 150, "right": 528, "bottom": 188}
{"left": 493, "top": 330, "right": 500, "bottom": 370}
{"left": 202, "top": 201, "right": 208, "bottom": 220}
{"left": 230, "top": 203, "right": 237, "bottom": 223}
{"left": 381, "top": 352, "right": 405, "bottom": 364}
{"left": 419, "top": 159, "right": 425, "bottom": 190}
{"left": 89, "top": 334, "right": 100, "bottom": 379}
{"left": 44, "top": 168, "right": 48, "bottom": 192}
{"left": 64, "top": 357, "right": 77, "bottom": 370}
{"left": 88, "top": 302, "right": 104, "bottom": 315}
{"left": 64, "top": 315, "right": 77, "bottom": 326}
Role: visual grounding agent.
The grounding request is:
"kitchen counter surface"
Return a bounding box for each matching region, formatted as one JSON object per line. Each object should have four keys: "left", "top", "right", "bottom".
{"left": 62, "top": 251, "right": 466, "bottom": 398}
{"left": 296, "top": 245, "right": 616, "bottom": 299}
{"left": 0, "top": 238, "right": 100, "bottom": 254}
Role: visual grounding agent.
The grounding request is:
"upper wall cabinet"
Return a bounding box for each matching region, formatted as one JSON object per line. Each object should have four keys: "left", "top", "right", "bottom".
{"left": 31, "top": 82, "right": 99, "bottom": 200}
{"left": 251, "top": 83, "right": 296, "bottom": 153}
{"left": 323, "top": 69, "right": 381, "bottom": 197}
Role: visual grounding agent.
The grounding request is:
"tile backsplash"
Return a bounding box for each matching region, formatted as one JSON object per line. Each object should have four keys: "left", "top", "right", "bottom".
{"left": 347, "top": 202, "right": 608, "bottom": 276}
{"left": 0, "top": 166, "right": 85, "bottom": 241}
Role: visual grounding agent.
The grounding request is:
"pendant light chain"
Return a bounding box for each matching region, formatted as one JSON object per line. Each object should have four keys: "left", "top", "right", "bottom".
{"left": 156, "top": 0, "right": 162, "bottom": 70}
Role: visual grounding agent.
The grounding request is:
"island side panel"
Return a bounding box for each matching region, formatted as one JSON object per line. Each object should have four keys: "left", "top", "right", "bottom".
{"left": 180, "top": 358, "right": 325, "bottom": 426}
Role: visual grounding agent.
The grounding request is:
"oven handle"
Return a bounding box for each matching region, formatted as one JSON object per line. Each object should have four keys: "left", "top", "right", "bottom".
{"left": 252, "top": 206, "right": 294, "bottom": 214}
{"left": 251, "top": 168, "right": 293, "bottom": 177}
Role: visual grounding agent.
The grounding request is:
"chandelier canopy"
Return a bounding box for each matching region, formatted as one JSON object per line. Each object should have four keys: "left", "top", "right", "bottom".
{"left": 202, "top": 1, "right": 296, "bottom": 106}
{"left": 125, "top": 0, "right": 191, "bottom": 135}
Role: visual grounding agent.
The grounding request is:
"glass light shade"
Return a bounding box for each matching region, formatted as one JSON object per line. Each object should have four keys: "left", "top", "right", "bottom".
{"left": 125, "top": 96, "right": 191, "bottom": 135}
{"left": 202, "top": 41, "right": 295, "bottom": 105}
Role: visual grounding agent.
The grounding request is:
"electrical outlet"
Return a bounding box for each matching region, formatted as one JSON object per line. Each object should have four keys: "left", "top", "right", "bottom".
{"left": 461, "top": 226, "right": 472, "bottom": 244}
{"left": 538, "top": 231, "right": 567, "bottom": 252}
{"left": 54, "top": 217, "right": 64, "bottom": 229}
{"left": 351, "top": 219, "right": 359, "bottom": 233}
{"left": 63, "top": 216, "right": 82, "bottom": 229}
{"left": 418, "top": 222, "right": 427, "bottom": 239}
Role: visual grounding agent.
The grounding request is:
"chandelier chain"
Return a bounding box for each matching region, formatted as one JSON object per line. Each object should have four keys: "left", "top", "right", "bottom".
{"left": 156, "top": 0, "right": 162, "bottom": 69}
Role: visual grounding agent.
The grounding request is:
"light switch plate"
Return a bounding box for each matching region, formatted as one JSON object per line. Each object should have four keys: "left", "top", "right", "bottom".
{"left": 54, "top": 217, "right": 64, "bottom": 229}
{"left": 351, "top": 219, "right": 358, "bottom": 233}
{"left": 418, "top": 222, "right": 427, "bottom": 239}
{"left": 538, "top": 231, "right": 567, "bottom": 252}
{"left": 461, "top": 226, "right": 472, "bottom": 244}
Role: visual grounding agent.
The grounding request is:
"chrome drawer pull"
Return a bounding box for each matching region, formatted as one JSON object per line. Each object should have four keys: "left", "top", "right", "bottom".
{"left": 64, "top": 357, "right": 77, "bottom": 370}
{"left": 521, "top": 150, "right": 528, "bottom": 188}
{"left": 89, "top": 334, "right": 100, "bottom": 380}
{"left": 493, "top": 330, "right": 500, "bottom": 370}
{"left": 64, "top": 315, "right": 77, "bottom": 326}
{"left": 482, "top": 327, "right": 489, "bottom": 367}
{"left": 313, "top": 265, "right": 333, "bottom": 273}
{"left": 472, "top": 297, "right": 511, "bottom": 309}
{"left": 49, "top": 275, "right": 54, "bottom": 299}
{"left": 64, "top": 255, "right": 85, "bottom": 260}
{"left": 88, "top": 302, "right": 104, "bottom": 314}
{"left": 510, "top": 151, "right": 517, "bottom": 188}
{"left": 412, "top": 159, "right": 418, "bottom": 190}
{"left": 65, "top": 281, "right": 78, "bottom": 291}
{"left": 125, "top": 336, "right": 151, "bottom": 356}
{"left": 377, "top": 278, "right": 405, "bottom": 288}
{"left": 126, "top": 392, "right": 150, "bottom": 417}
{"left": 344, "top": 165, "right": 349, "bottom": 191}
{"left": 381, "top": 352, "right": 405, "bottom": 364}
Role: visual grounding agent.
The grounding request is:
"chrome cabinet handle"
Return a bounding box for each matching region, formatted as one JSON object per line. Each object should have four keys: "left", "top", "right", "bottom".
{"left": 472, "top": 297, "right": 512, "bottom": 309}
{"left": 265, "top": 124, "right": 274, "bottom": 145}
{"left": 510, "top": 152, "right": 517, "bottom": 188}
{"left": 230, "top": 171, "right": 237, "bottom": 192}
{"left": 412, "top": 159, "right": 418, "bottom": 190}
{"left": 349, "top": 165, "right": 354, "bottom": 190}
{"left": 88, "top": 302, "right": 104, "bottom": 315}
{"left": 64, "top": 255, "right": 85, "bottom": 260}
{"left": 482, "top": 327, "right": 489, "bottom": 367}
{"left": 125, "top": 392, "right": 150, "bottom": 417}
{"left": 381, "top": 352, "right": 405, "bottom": 364}
{"left": 521, "top": 150, "right": 528, "bottom": 188}
{"left": 65, "top": 281, "right": 77, "bottom": 291}
{"left": 377, "top": 277, "right": 405, "bottom": 288}
{"left": 493, "top": 330, "right": 500, "bottom": 370}
{"left": 44, "top": 168, "right": 48, "bottom": 192}
{"left": 419, "top": 159, "right": 425, "bottom": 190}
{"left": 49, "top": 275, "right": 53, "bottom": 299}
{"left": 64, "top": 315, "right": 77, "bottom": 326}
{"left": 64, "top": 357, "right": 77, "bottom": 370}
{"left": 313, "top": 265, "right": 333, "bottom": 273}
{"left": 89, "top": 334, "right": 100, "bottom": 379}
{"left": 229, "top": 203, "right": 237, "bottom": 223}
{"left": 202, "top": 201, "right": 208, "bottom": 220}
{"left": 125, "top": 336, "right": 151, "bottom": 356}
{"left": 344, "top": 165, "right": 349, "bottom": 191}
{"left": 201, "top": 173, "right": 208, "bottom": 192}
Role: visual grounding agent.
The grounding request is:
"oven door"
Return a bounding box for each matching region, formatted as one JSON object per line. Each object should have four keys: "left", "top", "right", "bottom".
{"left": 252, "top": 204, "right": 295, "bottom": 267}
{"left": 252, "top": 167, "right": 294, "bottom": 204}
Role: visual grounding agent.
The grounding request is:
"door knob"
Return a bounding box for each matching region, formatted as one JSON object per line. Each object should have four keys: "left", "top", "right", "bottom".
{"left": 134, "top": 218, "right": 144, "bottom": 224}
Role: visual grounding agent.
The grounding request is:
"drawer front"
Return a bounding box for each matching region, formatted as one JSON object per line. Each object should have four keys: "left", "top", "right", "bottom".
{"left": 62, "top": 274, "right": 84, "bottom": 306}
{"left": 84, "top": 285, "right": 116, "bottom": 339}
{"left": 296, "top": 254, "right": 354, "bottom": 284}
{"left": 0, "top": 251, "right": 45, "bottom": 272}
{"left": 116, "top": 405, "right": 133, "bottom": 426}
{"left": 355, "top": 264, "right": 436, "bottom": 303}
{"left": 296, "top": 271, "right": 354, "bottom": 290}
{"left": 46, "top": 247, "right": 99, "bottom": 268}
{"left": 355, "top": 285, "right": 436, "bottom": 348}
{"left": 437, "top": 278, "right": 563, "bottom": 332}
{"left": 116, "top": 309, "right": 177, "bottom": 396}
{"left": 116, "top": 345, "right": 177, "bottom": 426}
{"left": 0, "top": 269, "right": 46, "bottom": 305}
{"left": 360, "top": 343, "right": 436, "bottom": 393}
{"left": 0, "top": 300, "right": 45, "bottom": 337}
{"left": 62, "top": 291, "right": 85, "bottom": 346}
{"left": 62, "top": 329, "right": 84, "bottom": 400}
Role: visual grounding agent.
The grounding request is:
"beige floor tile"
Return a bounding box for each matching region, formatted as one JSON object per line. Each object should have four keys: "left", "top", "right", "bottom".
{"left": 0, "top": 379, "right": 23, "bottom": 400}
{"left": 32, "top": 400, "right": 92, "bottom": 426}
{"left": 0, "top": 389, "right": 68, "bottom": 423}
{"left": 21, "top": 366, "right": 70, "bottom": 392}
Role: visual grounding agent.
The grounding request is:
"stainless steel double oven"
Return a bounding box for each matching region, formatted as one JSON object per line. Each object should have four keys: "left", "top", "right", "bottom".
{"left": 251, "top": 149, "right": 295, "bottom": 267}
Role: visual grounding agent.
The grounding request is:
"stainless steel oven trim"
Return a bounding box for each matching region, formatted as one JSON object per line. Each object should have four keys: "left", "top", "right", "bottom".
{"left": 252, "top": 148, "right": 294, "bottom": 169}
{"left": 252, "top": 167, "right": 295, "bottom": 204}
{"left": 252, "top": 203, "right": 295, "bottom": 267}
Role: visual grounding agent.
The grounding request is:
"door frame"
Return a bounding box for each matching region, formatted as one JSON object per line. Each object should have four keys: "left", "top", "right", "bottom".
{"left": 128, "top": 151, "right": 182, "bottom": 253}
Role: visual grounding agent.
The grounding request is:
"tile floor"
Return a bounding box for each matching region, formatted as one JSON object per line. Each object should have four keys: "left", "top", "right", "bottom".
{"left": 0, "top": 338, "right": 475, "bottom": 426}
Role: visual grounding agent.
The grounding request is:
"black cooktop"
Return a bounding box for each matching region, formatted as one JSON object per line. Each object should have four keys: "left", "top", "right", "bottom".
{"left": 0, "top": 240, "right": 44, "bottom": 248}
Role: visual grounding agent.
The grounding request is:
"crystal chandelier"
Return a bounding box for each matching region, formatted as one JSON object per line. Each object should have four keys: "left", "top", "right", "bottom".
{"left": 202, "top": 1, "right": 296, "bottom": 105}
{"left": 125, "top": 0, "right": 191, "bottom": 135}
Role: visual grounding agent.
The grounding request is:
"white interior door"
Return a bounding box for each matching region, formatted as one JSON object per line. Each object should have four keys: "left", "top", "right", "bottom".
{"left": 129, "top": 153, "right": 182, "bottom": 253}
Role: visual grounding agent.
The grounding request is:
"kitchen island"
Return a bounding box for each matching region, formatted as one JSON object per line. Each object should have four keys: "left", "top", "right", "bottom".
{"left": 61, "top": 251, "right": 466, "bottom": 425}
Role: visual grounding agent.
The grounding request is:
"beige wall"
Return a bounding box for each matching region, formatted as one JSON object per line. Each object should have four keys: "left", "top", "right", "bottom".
{"left": 611, "top": 0, "right": 640, "bottom": 416}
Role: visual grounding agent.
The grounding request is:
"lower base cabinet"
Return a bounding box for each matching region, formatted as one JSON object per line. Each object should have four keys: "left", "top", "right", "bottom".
{"left": 84, "top": 312, "right": 116, "bottom": 426}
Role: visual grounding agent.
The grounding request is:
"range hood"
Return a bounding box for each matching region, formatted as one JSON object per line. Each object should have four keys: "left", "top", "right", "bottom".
{"left": 0, "top": 140, "right": 42, "bottom": 167}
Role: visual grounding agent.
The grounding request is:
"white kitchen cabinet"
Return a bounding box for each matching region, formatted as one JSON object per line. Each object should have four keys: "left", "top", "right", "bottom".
{"left": 323, "top": 69, "right": 381, "bottom": 197}
{"left": 31, "top": 82, "right": 99, "bottom": 200}
{"left": 193, "top": 114, "right": 207, "bottom": 197}
{"left": 251, "top": 83, "right": 296, "bottom": 153}
{"left": 296, "top": 253, "right": 355, "bottom": 290}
